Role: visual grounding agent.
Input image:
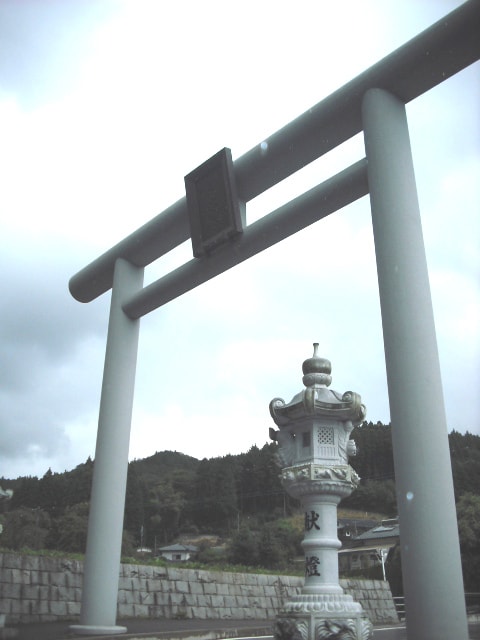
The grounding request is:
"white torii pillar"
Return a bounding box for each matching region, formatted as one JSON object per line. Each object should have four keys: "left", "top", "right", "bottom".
{"left": 70, "top": 258, "right": 144, "bottom": 636}
{"left": 362, "top": 88, "right": 468, "bottom": 640}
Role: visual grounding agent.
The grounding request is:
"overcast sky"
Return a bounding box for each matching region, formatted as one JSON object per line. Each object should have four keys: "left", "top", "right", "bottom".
{"left": 1, "top": 0, "right": 478, "bottom": 480}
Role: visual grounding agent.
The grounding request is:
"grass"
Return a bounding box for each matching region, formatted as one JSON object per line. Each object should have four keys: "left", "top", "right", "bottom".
{"left": 0, "top": 547, "right": 303, "bottom": 576}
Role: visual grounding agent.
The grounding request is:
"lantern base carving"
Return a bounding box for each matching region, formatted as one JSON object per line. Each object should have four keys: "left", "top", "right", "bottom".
{"left": 274, "top": 594, "right": 373, "bottom": 640}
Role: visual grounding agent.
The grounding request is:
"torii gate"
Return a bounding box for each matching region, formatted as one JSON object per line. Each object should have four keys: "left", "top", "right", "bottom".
{"left": 69, "top": 2, "right": 480, "bottom": 639}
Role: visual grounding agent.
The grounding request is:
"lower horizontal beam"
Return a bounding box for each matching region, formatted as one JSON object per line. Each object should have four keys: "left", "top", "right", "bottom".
{"left": 122, "top": 159, "right": 368, "bottom": 319}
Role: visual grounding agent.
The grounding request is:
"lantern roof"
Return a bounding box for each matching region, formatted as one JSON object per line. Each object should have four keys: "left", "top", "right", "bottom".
{"left": 269, "top": 343, "right": 366, "bottom": 426}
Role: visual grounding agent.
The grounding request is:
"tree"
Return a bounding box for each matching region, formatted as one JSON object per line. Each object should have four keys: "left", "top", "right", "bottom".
{"left": 124, "top": 464, "right": 144, "bottom": 539}
{"left": 258, "top": 519, "right": 302, "bottom": 569}
{"left": 47, "top": 502, "right": 89, "bottom": 553}
{"left": 9, "top": 476, "right": 40, "bottom": 510}
{"left": 456, "top": 492, "right": 480, "bottom": 591}
{"left": 385, "top": 544, "right": 403, "bottom": 597}
{"left": 64, "top": 458, "right": 94, "bottom": 506}
{"left": 191, "top": 456, "right": 238, "bottom": 531}
{"left": 37, "top": 468, "right": 66, "bottom": 517}
{"left": 1, "top": 507, "right": 50, "bottom": 550}
{"left": 341, "top": 479, "right": 397, "bottom": 515}
{"left": 228, "top": 526, "right": 259, "bottom": 566}
{"left": 449, "top": 431, "right": 480, "bottom": 499}
{"left": 145, "top": 479, "right": 186, "bottom": 545}
{"left": 350, "top": 422, "right": 395, "bottom": 481}
{"left": 228, "top": 518, "right": 302, "bottom": 570}
{"left": 238, "top": 444, "right": 286, "bottom": 516}
{"left": 386, "top": 493, "right": 480, "bottom": 596}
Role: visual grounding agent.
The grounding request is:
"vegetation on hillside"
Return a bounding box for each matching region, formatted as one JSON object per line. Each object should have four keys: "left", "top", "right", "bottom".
{"left": 1, "top": 423, "right": 479, "bottom": 586}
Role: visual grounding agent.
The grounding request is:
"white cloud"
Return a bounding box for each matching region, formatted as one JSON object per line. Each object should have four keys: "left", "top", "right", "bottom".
{"left": 0, "top": 0, "right": 477, "bottom": 478}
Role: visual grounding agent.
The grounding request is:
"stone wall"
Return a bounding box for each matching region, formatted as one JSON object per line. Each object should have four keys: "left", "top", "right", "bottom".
{"left": 0, "top": 552, "right": 398, "bottom": 626}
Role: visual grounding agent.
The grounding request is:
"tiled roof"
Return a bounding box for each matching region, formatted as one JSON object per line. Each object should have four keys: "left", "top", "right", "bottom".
{"left": 158, "top": 544, "right": 198, "bottom": 552}
{"left": 354, "top": 522, "right": 399, "bottom": 541}
{"left": 338, "top": 519, "right": 378, "bottom": 529}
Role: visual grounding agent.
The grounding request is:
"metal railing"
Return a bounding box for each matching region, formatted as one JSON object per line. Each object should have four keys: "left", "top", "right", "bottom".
{"left": 393, "top": 593, "right": 480, "bottom": 621}
{"left": 393, "top": 597, "right": 406, "bottom": 620}
{"left": 466, "top": 593, "right": 480, "bottom": 616}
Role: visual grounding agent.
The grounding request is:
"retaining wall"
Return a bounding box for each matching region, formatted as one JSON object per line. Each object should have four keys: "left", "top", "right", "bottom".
{"left": 0, "top": 552, "right": 398, "bottom": 626}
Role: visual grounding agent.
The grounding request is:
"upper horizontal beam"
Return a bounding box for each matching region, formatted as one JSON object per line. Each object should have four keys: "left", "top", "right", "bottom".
{"left": 234, "top": 0, "right": 480, "bottom": 202}
{"left": 69, "top": 0, "right": 480, "bottom": 304}
{"left": 122, "top": 159, "right": 368, "bottom": 318}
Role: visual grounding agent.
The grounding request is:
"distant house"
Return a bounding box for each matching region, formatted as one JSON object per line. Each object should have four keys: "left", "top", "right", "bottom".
{"left": 0, "top": 487, "right": 13, "bottom": 504}
{"left": 339, "top": 518, "right": 399, "bottom": 573}
{"left": 337, "top": 518, "right": 379, "bottom": 543}
{"left": 136, "top": 547, "right": 153, "bottom": 555}
{"left": 0, "top": 487, "right": 13, "bottom": 531}
{"left": 157, "top": 544, "right": 198, "bottom": 562}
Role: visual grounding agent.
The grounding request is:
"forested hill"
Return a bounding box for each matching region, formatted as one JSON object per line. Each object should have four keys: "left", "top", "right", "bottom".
{"left": 349, "top": 423, "right": 480, "bottom": 498}
{"left": 1, "top": 424, "right": 478, "bottom": 552}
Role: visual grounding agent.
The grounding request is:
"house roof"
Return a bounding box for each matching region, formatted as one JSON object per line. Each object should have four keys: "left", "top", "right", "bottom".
{"left": 354, "top": 521, "right": 399, "bottom": 541}
{"left": 158, "top": 544, "right": 198, "bottom": 552}
{"left": 338, "top": 518, "right": 379, "bottom": 530}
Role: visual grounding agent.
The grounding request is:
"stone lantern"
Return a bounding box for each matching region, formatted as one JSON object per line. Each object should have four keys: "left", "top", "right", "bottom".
{"left": 269, "top": 344, "right": 373, "bottom": 640}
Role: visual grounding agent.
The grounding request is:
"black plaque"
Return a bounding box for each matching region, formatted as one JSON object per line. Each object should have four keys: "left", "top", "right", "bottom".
{"left": 185, "top": 148, "right": 244, "bottom": 258}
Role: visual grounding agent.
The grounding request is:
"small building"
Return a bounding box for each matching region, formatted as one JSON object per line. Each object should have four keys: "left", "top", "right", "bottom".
{"left": 337, "top": 518, "right": 379, "bottom": 543}
{"left": 157, "top": 544, "right": 198, "bottom": 562}
{"left": 339, "top": 518, "right": 399, "bottom": 573}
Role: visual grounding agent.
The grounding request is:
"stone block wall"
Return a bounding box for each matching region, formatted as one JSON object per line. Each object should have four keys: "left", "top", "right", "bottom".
{"left": 340, "top": 578, "right": 399, "bottom": 625}
{"left": 0, "top": 552, "right": 398, "bottom": 626}
{"left": 116, "top": 564, "right": 301, "bottom": 622}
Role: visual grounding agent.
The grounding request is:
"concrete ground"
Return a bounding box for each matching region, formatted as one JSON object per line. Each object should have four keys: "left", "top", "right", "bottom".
{"left": 5, "top": 618, "right": 272, "bottom": 640}
{"left": 4, "top": 619, "right": 480, "bottom": 640}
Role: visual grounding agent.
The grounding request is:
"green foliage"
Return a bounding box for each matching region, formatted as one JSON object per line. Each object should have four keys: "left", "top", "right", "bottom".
{"left": 228, "top": 518, "right": 302, "bottom": 571}
{"left": 3, "top": 428, "right": 479, "bottom": 569}
{"left": 65, "top": 458, "right": 94, "bottom": 505}
{"left": 8, "top": 476, "right": 41, "bottom": 510}
{"left": 229, "top": 526, "right": 259, "bottom": 566}
{"left": 190, "top": 455, "right": 239, "bottom": 532}
{"left": 124, "top": 463, "right": 144, "bottom": 537}
{"left": 456, "top": 492, "right": 480, "bottom": 591}
{"left": 195, "top": 544, "right": 228, "bottom": 565}
{"left": 145, "top": 479, "right": 186, "bottom": 544}
{"left": 129, "top": 451, "right": 199, "bottom": 487}
{"left": 47, "top": 502, "right": 89, "bottom": 553}
{"left": 258, "top": 519, "right": 302, "bottom": 569}
{"left": 385, "top": 493, "right": 480, "bottom": 595}
{"left": 350, "top": 421, "right": 395, "bottom": 481}
{"left": 385, "top": 544, "right": 403, "bottom": 597}
{"left": 121, "top": 528, "right": 137, "bottom": 557}
{"left": 341, "top": 479, "right": 397, "bottom": 515}
{"left": 126, "top": 451, "right": 200, "bottom": 546}
{"left": 186, "top": 444, "right": 296, "bottom": 536}
{"left": 1, "top": 507, "right": 51, "bottom": 550}
{"left": 237, "top": 444, "right": 287, "bottom": 515}
{"left": 9, "top": 459, "right": 93, "bottom": 518}
{"left": 449, "top": 431, "right": 480, "bottom": 500}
